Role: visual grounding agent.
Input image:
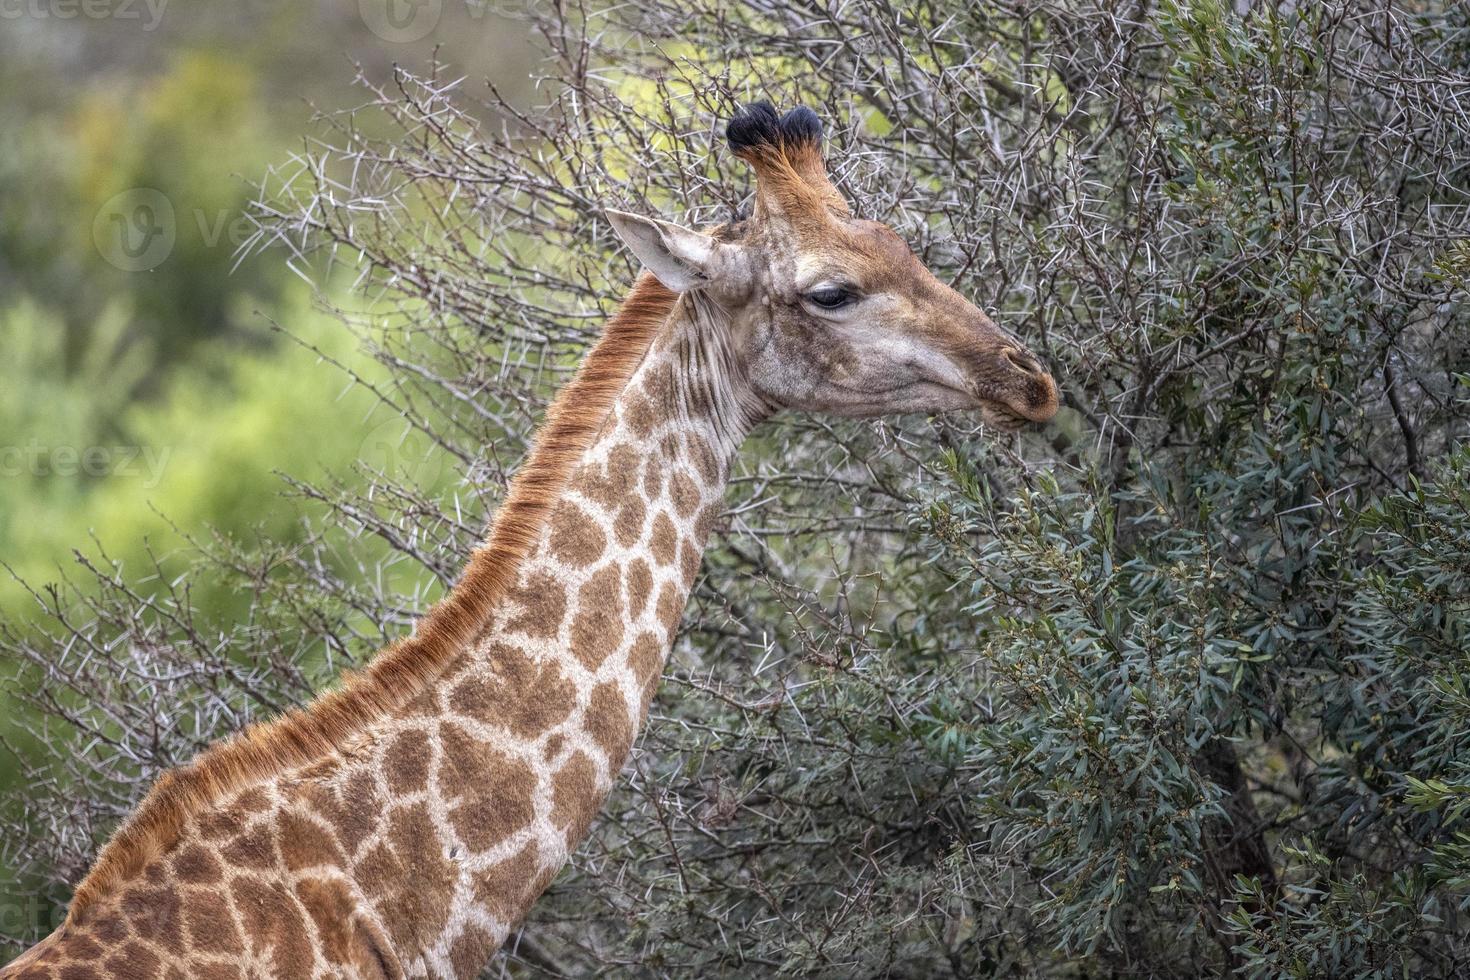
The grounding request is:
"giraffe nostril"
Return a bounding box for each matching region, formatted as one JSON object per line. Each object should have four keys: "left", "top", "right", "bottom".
{"left": 1003, "top": 347, "right": 1044, "bottom": 377}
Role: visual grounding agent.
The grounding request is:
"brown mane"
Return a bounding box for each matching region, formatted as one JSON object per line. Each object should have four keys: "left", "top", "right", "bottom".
{"left": 66, "top": 272, "right": 678, "bottom": 920}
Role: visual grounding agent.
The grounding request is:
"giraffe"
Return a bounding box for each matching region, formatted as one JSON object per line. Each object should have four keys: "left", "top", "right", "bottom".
{"left": 3, "top": 101, "right": 1058, "bottom": 979}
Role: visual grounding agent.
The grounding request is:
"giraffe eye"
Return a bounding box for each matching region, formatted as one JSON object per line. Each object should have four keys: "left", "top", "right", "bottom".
{"left": 805, "top": 285, "right": 854, "bottom": 310}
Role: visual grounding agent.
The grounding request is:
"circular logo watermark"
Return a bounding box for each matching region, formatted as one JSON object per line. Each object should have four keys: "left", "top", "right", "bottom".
{"left": 357, "top": 416, "right": 449, "bottom": 489}
{"left": 358, "top": 0, "right": 442, "bottom": 42}
{"left": 92, "top": 187, "right": 175, "bottom": 272}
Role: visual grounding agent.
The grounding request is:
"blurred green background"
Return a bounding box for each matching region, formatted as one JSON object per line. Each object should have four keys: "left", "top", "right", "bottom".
{"left": 0, "top": 0, "right": 531, "bottom": 795}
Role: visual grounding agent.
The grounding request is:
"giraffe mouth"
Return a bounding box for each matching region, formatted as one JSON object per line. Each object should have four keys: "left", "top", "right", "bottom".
{"left": 969, "top": 368, "right": 1059, "bottom": 427}
{"left": 978, "top": 400, "right": 1030, "bottom": 431}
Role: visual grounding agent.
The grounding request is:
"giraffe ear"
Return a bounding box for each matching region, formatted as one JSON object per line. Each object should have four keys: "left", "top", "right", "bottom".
{"left": 605, "top": 209, "right": 746, "bottom": 295}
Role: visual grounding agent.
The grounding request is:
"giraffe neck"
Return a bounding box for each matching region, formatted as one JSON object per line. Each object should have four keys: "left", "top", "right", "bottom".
{"left": 365, "top": 291, "right": 767, "bottom": 972}
{"left": 476, "top": 287, "right": 762, "bottom": 819}
{"left": 4, "top": 290, "right": 767, "bottom": 980}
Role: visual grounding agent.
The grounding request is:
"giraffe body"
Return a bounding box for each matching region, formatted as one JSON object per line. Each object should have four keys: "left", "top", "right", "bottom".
{"left": 5, "top": 102, "right": 1058, "bottom": 978}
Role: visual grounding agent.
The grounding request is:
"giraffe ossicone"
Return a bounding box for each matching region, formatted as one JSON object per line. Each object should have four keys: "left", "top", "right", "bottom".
{"left": 5, "top": 101, "right": 1057, "bottom": 979}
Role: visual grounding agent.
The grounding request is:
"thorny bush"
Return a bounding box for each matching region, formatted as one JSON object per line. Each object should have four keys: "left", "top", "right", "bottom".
{"left": 4, "top": 1, "right": 1470, "bottom": 976}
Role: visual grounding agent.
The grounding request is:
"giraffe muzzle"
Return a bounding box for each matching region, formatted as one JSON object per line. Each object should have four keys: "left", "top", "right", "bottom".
{"left": 969, "top": 346, "right": 1059, "bottom": 426}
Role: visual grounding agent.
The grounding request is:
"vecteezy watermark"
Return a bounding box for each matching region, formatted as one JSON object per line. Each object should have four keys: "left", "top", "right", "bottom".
{"left": 357, "top": 417, "right": 447, "bottom": 488}
{"left": 0, "top": 893, "right": 65, "bottom": 938}
{"left": 92, "top": 188, "right": 258, "bottom": 272}
{"left": 0, "top": 441, "right": 173, "bottom": 489}
{"left": 355, "top": 0, "right": 514, "bottom": 43}
{"left": 358, "top": 0, "right": 442, "bottom": 42}
{"left": 0, "top": 0, "right": 168, "bottom": 31}
{"left": 93, "top": 188, "right": 175, "bottom": 272}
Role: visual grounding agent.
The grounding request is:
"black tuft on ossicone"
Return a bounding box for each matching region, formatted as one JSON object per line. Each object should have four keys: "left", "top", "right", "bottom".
{"left": 726, "top": 101, "right": 782, "bottom": 152}
{"left": 726, "top": 101, "right": 823, "bottom": 153}
{"left": 779, "top": 106, "right": 822, "bottom": 146}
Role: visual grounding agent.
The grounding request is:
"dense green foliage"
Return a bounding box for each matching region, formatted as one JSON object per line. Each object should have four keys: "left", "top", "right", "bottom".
{"left": 5, "top": 1, "right": 1470, "bottom": 976}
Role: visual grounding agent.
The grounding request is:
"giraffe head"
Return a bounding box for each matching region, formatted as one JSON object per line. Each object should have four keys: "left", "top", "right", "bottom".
{"left": 607, "top": 101, "right": 1059, "bottom": 428}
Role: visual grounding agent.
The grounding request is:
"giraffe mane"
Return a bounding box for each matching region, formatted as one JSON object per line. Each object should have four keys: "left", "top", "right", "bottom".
{"left": 65, "top": 272, "right": 678, "bottom": 921}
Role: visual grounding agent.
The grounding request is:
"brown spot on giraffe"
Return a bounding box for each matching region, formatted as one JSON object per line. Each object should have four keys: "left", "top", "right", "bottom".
{"left": 297, "top": 769, "right": 380, "bottom": 856}
{"left": 438, "top": 721, "right": 498, "bottom": 790}
{"left": 450, "top": 644, "right": 576, "bottom": 737}
{"left": 643, "top": 359, "right": 676, "bottom": 399}
{"left": 501, "top": 568, "right": 566, "bottom": 639}
{"left": 220, "top": 820, "right": 276, "bottom": 871}
{"left": 669, "top": 468, "right": 700, "bottom": 517}
{"left": 229, "top": 875, "right": 314, "bottom": 975}
{"left": 278, "top": 810, "right": 345, "bottom": 871}
{"left": 449, "top": 923, "right": 498, "bottom": 976}
{"left": 58, "top": 933, "right": 101, "bottom": 962}
{"left": 642, "top": 456, "right": 666, "bottom": 499}
{"left": 104, "top": 941, "right": 161, "bottom": 979}
{"left": 548, "top": 500, "right": 608, "bottom": 566}
{"left": 550, "top": 751, "right": 599, "bottom": 843}
{"left": 695, "top": 501, "right": 722, "bottom": 543}
{"left": 475, "top": 844, "right": 554, "bottom": 924}
{"left": 195, "top": 804, "right": 246, "bottom": 843}
{"left": 87, "top": 912, "right": 127, "bottom": 946}
{"left": 375, "top": 803, "right": 456, "bottom": 951}
{"left": 441, "top": 724, "right": 537, "bottom": 850}
{"left": 628, "top": 631, "right": 665, "bottom": 715}
{"left": 570, "top": 564, "right": 624, "bottom": 670}
{"left": 606, "top": 444, "right": 641, "bottom": 495}
{"left": 192, "top": 963, "right": 244, "bottom": 980}
{"left": 613, "top": 494, "right": 646, "bottom": 547}
{"left": 294, "top": 876, "right": 356, "bottom": 965}
{"left": 623, "top": 387, "right": 659, "bottom": 439}
{"left": 172, "top": 843, "right": 223, "bottom": 884}
{"left": 575, "top": 442, "right": 642, "bottom": 514}
{"left": 121, "top": 885, "right": 183, "bottom": 952}
{"left": 679, "top": 539, "right": 701, "bottom": 585}
{"left": 686, "top": 432, "right": 722, "bottom": 487}
{"left": 649, "top": 512, "right": 678, "bottom": 567}
{"left": 626, "top": 557, "right": 654, "bottom": 618}
{"left": 656, "top": 581, "right": 685, "bottom": 631}
{"left": 233, "top": 788, "right": 270, "bottom": 814}
{"left": 381, "top": 726, "right": 430, "bottom": 794}
{"left": 353, "top": 841, "right": 400, "bottom": 902}
{"left": 585, "top": 682, "right": 635, "bottom": 761}
{"left": 182, "top": 890, "right": 241, "bottom": 954}
{"left": 399, "top": 682, "right": 445, "bottom": 721}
